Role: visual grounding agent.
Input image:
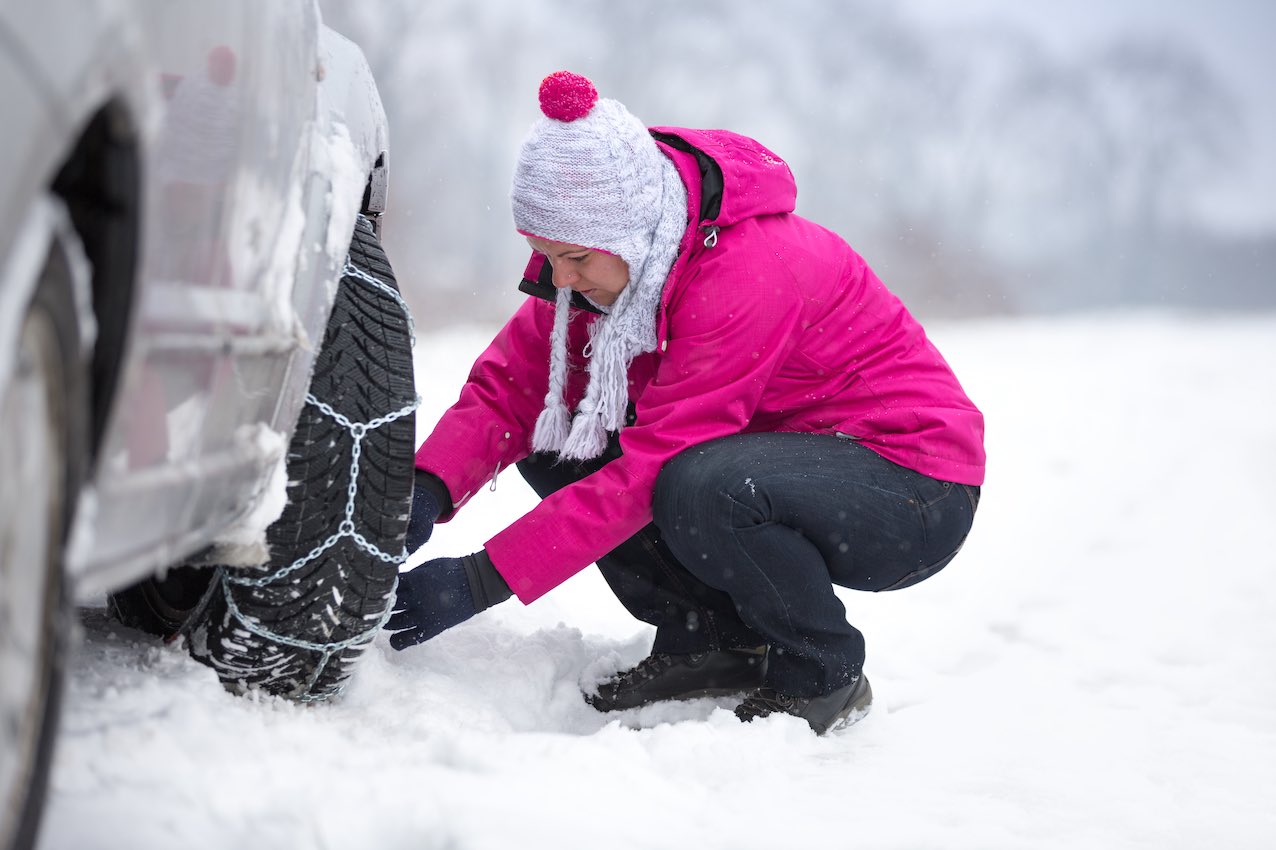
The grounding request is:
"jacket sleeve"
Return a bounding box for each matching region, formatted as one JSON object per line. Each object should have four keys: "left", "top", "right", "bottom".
{"left": 485, "top": 248, "right": 806, "bottom": 602}
{"left": 414, "top": 295, "right": 558, "bottom": 518}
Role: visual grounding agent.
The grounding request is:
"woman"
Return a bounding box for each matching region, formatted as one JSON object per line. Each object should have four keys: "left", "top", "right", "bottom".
{"left": 386, "top": 71, "right": 984, "bottom": 735}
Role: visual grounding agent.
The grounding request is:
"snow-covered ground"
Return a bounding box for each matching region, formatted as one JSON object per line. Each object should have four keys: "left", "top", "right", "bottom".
{"left": 39, "top": 313, "right": 1276, "bottom": 850}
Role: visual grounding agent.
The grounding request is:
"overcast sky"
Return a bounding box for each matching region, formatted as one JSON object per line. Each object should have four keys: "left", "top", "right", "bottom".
{"left": 901, "top": 0, "right": 1276, "bottom": 234}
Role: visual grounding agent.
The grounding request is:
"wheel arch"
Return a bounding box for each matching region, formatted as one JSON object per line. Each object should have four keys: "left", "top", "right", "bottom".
{"left": 49, "top": 98, "right": 142, "bottom": 470}
{"left": 316, "top": 26, "right": 390, "bottom": 227}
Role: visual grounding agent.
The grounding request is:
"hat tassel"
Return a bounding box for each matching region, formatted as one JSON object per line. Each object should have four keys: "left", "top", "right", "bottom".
{"left": 532, "top": 289, "right": 574, "bottom": 454}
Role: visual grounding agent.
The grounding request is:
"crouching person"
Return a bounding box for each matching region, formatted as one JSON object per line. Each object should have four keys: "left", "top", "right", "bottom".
{"left": 386, "top": 72, "right": 985, "bottom": 736}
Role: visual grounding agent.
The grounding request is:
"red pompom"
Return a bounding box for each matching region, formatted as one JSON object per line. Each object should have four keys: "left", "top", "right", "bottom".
{"left": 539, "top": 71, "right": 598, "bottom": 122}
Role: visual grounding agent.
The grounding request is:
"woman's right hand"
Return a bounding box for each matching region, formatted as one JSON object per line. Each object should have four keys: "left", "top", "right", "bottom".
{"left": 385, "top": 551, "right": 512, "bottom": 650}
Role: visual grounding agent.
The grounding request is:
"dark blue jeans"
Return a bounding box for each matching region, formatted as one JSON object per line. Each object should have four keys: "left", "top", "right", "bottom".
{"left": 516, "top": 432, "right": 979, "bottom": 697}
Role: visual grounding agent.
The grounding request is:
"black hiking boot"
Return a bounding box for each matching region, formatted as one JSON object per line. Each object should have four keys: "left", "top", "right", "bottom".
{"left": 734, "top": 674, "right": 873, "bottom": 735}
{"left": 585, "top": 646, "right": 768, "bottom": 712}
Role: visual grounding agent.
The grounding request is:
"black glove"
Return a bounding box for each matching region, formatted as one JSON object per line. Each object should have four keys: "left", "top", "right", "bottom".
{"left": 385, "top": 551, "right": 513, "bottom": 650}
{"left": 405, "top": 469, "right": 450, "bottom": 553}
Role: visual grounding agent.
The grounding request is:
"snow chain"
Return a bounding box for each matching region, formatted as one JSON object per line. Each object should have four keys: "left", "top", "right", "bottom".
{"left": 220, "top": 230, "right": 420, "bottom": 701}
{"left": 341, "top": 253, "right": 417, "bottom": 348}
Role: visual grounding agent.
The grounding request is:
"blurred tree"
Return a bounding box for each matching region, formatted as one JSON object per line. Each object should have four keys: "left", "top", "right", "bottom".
{"left": 319, "top": 0, "right": 1258, "bottom": 321}
{"left": 1091, "top": 38, "right": 1243, "bottom": 237}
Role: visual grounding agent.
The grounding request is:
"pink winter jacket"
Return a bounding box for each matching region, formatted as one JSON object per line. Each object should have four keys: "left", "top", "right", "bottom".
{"left": 416, "top": 128, "right": 985, "bottom": 603}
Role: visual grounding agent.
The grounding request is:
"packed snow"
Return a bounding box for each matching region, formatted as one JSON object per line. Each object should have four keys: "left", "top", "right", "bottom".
{"left": 39, "top": 313, "right": 1276, "bottom": 850}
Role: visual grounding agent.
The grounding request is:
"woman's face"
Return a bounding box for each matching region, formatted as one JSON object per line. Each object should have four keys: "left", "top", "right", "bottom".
{"left": 526, "top": 236, "right": 630, "bottom": 307}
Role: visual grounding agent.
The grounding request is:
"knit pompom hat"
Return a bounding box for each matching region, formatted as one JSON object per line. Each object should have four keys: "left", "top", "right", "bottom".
{"left": 511, "top": 71, "right": 688, "bottom": 460}
{"left": 513, "top": 71, "right": 673, "bottom": 274}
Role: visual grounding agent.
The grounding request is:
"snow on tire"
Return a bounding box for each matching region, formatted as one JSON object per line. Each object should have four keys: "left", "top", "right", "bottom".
{"left": 189, "top": 216, "right": 416, "bottom": 700}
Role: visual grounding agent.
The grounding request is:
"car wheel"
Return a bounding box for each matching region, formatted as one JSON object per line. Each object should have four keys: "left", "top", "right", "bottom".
{"left": 187, "top": 215, "right": 416, "bottom": 700}
{"left": 106, "top": 564, "right": 212, "bottom": 637}
{"left": 0, "top": 212, "right": 87, "bottom": 850}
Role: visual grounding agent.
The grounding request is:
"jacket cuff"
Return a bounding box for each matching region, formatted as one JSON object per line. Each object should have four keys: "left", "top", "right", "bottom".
{"left": 413, "top": 469, "right": 454, "bottom": 517}
{"left": 463, "top": 550, "right": 514, "bottom": 611}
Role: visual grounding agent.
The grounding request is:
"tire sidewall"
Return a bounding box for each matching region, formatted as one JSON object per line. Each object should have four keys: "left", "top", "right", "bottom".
{"left": 2, "top": 249, "right": 82, "bottom": 850}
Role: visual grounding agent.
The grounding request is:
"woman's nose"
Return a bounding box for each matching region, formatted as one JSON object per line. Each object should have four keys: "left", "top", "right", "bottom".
{"left": 551, "top": 264, "right": 577, "bottom": 289}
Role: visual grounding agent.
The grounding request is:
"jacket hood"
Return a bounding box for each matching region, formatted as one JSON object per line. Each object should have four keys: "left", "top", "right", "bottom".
{"left": 649, "top": 127, "right": 797, "bottom": 227}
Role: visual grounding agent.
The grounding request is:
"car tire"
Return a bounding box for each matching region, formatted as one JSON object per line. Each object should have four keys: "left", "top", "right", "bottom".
{"left": 106, "top": 564, "right": 212, "bottom": 637}
{"left": 0, "top": 211, "right": 87, "bottom": 850}
{"left": 184, "top": 215, "right": 416, "bottom": 700}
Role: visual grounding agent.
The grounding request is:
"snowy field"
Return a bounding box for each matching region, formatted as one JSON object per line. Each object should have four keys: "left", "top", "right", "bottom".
{"left": 39, "top": 312, "right": 1276, "bottom": 850}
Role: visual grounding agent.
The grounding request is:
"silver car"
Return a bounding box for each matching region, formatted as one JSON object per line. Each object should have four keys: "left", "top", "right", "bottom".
{"left": 0, "top": 4, "right": 417, "bottom": 847}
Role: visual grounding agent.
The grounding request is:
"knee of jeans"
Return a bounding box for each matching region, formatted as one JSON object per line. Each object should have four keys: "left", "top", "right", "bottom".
{"left": 653, "top": 453, "right": 692, "bottom": 534}
{"left": 653, "top": 448, "right": 722, "bottom": 534}
{"left": 654, "top": 444, "right": 765, "bottom": 536}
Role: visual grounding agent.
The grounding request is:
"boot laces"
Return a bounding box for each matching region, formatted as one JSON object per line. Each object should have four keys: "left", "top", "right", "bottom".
{"left": 736, "top": 688, "right": 799, "bottom": 720}
{"left": 614, "top": 652, "right": 678, "bottom": 687}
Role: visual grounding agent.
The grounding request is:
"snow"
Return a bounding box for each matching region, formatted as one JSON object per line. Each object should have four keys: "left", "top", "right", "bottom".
{"left": 40, "top": 313, "right": 1276, "bottom": 850}
{"left": 197, "top": 424, "right": 289, "bottom": 568}
{"left": 311, "top": 121, "right": 368, "bottom": 268}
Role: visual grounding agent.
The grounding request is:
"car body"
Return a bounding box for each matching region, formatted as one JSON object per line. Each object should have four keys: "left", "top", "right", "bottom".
{"left": 0, "top": 3, "right": 396, "bottom": 847}
{"left": 2, "top": 0, "right": 390, "bottom": 597}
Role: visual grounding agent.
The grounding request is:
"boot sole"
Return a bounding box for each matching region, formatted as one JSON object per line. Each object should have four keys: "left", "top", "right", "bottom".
{"left": 587, "top": 685, "right": 755, "bottom": 713}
